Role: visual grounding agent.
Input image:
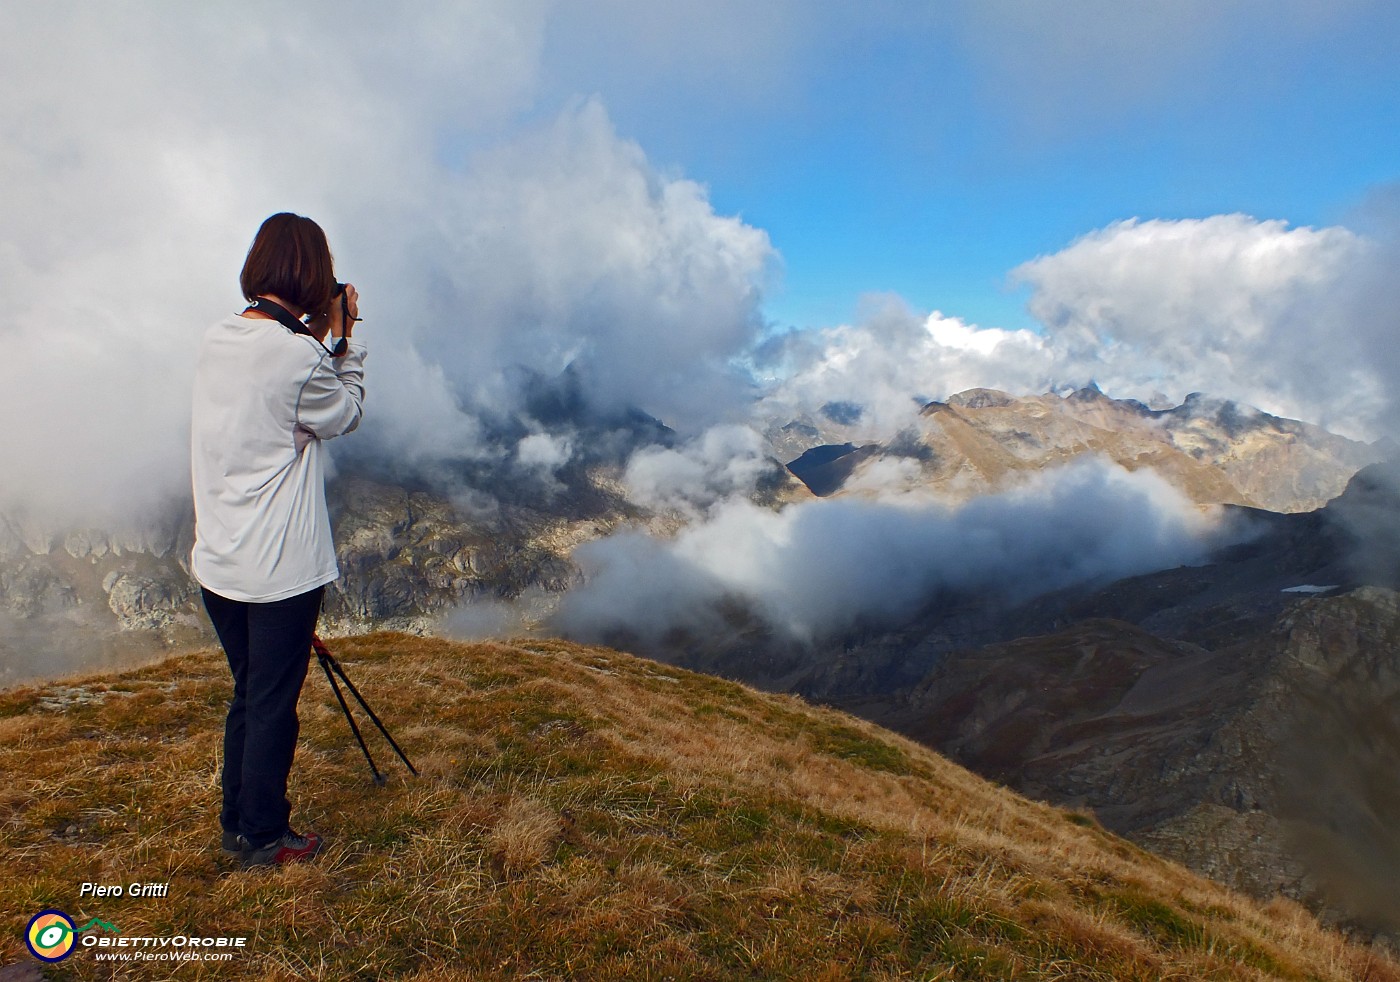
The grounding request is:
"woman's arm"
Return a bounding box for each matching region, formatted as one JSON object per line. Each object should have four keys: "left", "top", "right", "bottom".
{"left": 297, "top": 283, "right": 365, "bottom": 440}
{"left": 295, "top": 344, "right": 366, "bottom": 440}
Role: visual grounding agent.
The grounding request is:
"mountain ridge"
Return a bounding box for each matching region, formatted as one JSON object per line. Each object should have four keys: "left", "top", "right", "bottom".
{"left": 773, "top": 386, "right": 1381, "bottom": 511}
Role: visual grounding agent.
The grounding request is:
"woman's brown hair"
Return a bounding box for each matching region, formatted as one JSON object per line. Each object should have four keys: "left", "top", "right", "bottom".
{"left": 239, "top": 213, "right": 336, "bottom": 319}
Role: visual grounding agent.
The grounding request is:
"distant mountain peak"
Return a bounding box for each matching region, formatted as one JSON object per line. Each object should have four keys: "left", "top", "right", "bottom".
{"left": 946, "top": 388, "right": 1016, "bottom": 409}
{"left": 1066, "top": 380, "right": 1106, "bottom": 402}
{"left": 773, "top": 386, "right": 1380, "bottom": 511}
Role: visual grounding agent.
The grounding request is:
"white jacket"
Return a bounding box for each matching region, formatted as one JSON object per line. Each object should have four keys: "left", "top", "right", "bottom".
{"left": 190, "top": 313, "right": 366, "bottom": 602}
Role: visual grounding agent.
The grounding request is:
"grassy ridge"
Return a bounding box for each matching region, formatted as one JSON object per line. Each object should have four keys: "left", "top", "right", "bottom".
{"left": 1, "top": 633, "right": 1396, "bottom": 980}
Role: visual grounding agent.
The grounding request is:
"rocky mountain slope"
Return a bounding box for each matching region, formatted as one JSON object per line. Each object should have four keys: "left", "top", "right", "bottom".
{"left": 2, "top": 633, "right": 1396, "bottom": 980}
{"left": 816, "top": 464, "right": 1400, "bottom": 942}
{"left": 867, "top": 591, "right": 1400, "bottom": 939}
{"left": 775, "top": 386, "right": 1381, "bottom": 511}
{"left": 0, "top": 390, "right": 817, "bottom": 685}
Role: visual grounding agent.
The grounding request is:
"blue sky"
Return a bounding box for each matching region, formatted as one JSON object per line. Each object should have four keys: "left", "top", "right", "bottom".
{"left": 536, "top": 1, "right": 1400, "bottom": 333}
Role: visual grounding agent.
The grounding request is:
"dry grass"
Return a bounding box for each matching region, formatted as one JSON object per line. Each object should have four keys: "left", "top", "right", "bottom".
{"left": 1, "top": 631, "right": 1396, "bottom": 980}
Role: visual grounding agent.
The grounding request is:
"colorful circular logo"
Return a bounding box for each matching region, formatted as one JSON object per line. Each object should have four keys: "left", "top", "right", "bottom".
{"left": 26, "top": 909, "right": 77, "bottom": 962}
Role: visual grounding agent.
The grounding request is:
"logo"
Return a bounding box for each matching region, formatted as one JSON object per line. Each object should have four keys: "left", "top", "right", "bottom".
{"left": 24, "top": 910, "right": 120, "bottom": 962}
{"left": 25, "top": 909, "right": 77, "bottom": 962}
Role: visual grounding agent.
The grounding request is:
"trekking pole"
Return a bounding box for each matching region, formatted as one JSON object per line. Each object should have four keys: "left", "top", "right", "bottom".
{"left": 312, "top": 634, "right": 418, "bottom": 785}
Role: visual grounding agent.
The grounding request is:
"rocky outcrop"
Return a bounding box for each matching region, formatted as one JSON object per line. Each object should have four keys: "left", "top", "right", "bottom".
{"left": 322, "top": 476, "right": 605, "bottom": 628}
{"left": 103, "top": 571, "right": 195, "bottom": 632}
{"left": 0, "top": 560, "right": 80, "bottom": 617}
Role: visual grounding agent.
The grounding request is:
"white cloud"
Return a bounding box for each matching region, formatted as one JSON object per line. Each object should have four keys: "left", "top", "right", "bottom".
{"left": 839, "top": 456, "right": 927, "bottom": 497}
{"left": 517, "top": 433, "right": 574, "bottom": 471}
{"left": 755, "top": 296, "right": 1053, "bottom": 437}
{"left": 514, "top": 432, "right": 575, "bottom": 495}
{"left": 0, "top": 2, "right": 546, "bottom": 525}
{"left": 752, "top": 213, "right": 1399, "bottom": 445}
{"left": 1013, "top": 215, "right": 1386, "bottom": 436}
{"left": 0, "top": 5, "right": 774, "bottom": 532}
{"left": 623, "top": 425, "right": 774, "bottom": 516}
{"left": 555, "top": 457, "right": 1224, "bottom": 645}
{"left": 4, "top": 2, "right": 1394, "bottom": 550}
{"left": 420, "top": 98, "right": 774, "bottom": 428}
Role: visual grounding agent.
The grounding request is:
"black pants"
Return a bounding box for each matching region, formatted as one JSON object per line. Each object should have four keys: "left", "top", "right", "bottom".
{"left": 201, "top": 585, "right": 324, "bottom": 849}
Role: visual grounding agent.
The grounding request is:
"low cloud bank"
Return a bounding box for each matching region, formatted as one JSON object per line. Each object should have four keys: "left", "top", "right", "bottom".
{"left": 623, "top": 425, "right": 780, "bottom": 517}
{"left": 552, "top": 458, "right": 1226, "bottom": 647}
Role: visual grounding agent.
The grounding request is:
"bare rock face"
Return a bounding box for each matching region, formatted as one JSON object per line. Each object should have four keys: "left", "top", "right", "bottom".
{"left": 0, "top": 512, "right": 57, "bottom": 556}
{"left": 1133, "top": 805, "right": 1302, "bottom": 903}
{"left": 0, "top": 560, "right": 79, "bottom": 616}
{"left": 322, "top": 475, "right": 618, "bottom": 629}
{"left": 104, "top": 571, "right": 194, "bottom": 631}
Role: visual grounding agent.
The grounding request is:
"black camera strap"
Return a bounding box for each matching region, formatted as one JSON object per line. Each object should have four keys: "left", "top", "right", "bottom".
{"left": 245, "top": 296, "right": 348, "bottom": 357}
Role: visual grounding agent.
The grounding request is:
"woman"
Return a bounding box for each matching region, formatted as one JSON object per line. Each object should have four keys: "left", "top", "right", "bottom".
{"left": 190, "top": 212, "right": 365, "bottom": 868}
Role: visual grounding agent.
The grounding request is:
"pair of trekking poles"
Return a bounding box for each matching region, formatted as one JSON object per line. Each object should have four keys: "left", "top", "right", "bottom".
{"left": 312, "top": 635, "right": 417, "bottom": 785}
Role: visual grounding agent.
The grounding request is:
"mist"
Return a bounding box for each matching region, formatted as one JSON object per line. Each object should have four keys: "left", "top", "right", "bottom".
{"left": 6, "top": 6, "right": 1399, "bottom": 950}
{"left": 551, "top": 458, "right": 1227, "bottom": 648}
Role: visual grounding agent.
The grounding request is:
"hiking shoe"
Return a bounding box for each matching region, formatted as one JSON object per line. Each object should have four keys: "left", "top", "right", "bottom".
{"left": 240, "top": 829, "right": 323, "bottom": 869}
{"left": 220, "top": 830, "right": 244, "bottom": 856}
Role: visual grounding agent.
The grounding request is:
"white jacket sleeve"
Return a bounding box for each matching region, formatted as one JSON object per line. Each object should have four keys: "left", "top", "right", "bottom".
{"left": 295, "top": 342, "right": 366, "bottom": 439}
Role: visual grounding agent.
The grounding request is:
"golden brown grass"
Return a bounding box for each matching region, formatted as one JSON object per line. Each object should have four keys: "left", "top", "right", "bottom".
{"left": 1, "top": 632, "right": 1396, "bottom": 980}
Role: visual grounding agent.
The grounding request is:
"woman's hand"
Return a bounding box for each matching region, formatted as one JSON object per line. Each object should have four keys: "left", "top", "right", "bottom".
{"left": 328, "top": 284, "right": 359, "bottom": 342}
